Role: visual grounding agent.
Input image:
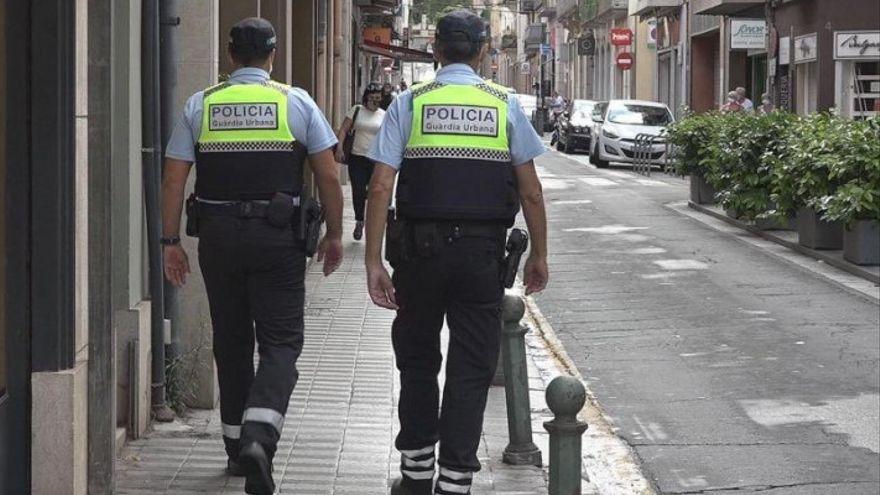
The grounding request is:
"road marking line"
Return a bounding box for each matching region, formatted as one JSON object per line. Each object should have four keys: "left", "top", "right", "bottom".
{"left": 580, "top": 177, "right": 618, "bottom": 186}
{"left": 564, "top": 225, "right": 649, "bottom": 234}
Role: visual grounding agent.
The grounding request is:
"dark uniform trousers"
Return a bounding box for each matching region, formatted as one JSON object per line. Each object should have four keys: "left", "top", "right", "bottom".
{"left": 198, "top": 215, "right": 306, "bottom": 461}
{"left": 392, "top": 234, "right": 505, "bottom": 473}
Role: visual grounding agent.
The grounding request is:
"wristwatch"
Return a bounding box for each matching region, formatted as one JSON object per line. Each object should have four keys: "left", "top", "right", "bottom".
{"left": 160, "top": 236, "right": 181, "bottom": 246}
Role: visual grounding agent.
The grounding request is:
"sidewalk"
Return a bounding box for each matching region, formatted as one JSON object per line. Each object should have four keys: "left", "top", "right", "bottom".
{"left": 116, "top": 215, "right": 553, "bottom": 494}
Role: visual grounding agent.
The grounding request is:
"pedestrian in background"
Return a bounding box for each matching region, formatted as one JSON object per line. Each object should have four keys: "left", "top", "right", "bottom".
{"left": 380, "top": 82, "right": 396, "bottom": 110}
{"left": 161, "top": 17, "right": 344, "bottom": 495}
{"left": 722, "top": 91, "right": 743, "bottom": 113}
{"left": 399, "top": 80, "right": 409, "bottom": 92}
{"left": 363, "top": 9, "right": 549, "bottom": 495}
{"left": 336, "top": 83, "right": 386, "bottom": 240}
{"left": 757, "top": 93, "right": 775, "bottom": 115}
{"left": 736, "top": 86, "right": 754, "bottom": 112}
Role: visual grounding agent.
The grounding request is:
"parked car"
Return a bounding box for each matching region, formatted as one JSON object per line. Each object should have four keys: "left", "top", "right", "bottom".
{"left": 589, "top": 100, "right": 674, "bottom": 168}
{"left": 514, "top": 93, "right": 537, "bottom": 121}
{"left": 555, "top": 99, "right": 597, "bottom": 154}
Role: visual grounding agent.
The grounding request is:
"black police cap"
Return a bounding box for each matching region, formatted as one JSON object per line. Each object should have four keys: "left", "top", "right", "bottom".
{"left": 229, "top": 17, "right": 277, "bottom": 54}
{"left": 436, "top": 9, "right": 488, "bottom": 43}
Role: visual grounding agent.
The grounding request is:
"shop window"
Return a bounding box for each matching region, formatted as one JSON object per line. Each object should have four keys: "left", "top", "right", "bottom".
{"left": 796, "top": 62, "right": 818, "bottom": 116}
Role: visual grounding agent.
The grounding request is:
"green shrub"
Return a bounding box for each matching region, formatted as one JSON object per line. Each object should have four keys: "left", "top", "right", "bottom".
{"left": 666, "top": 110, "right": 725, "bottom": 178}
{"left": 820, "top": 117, "right": 880, "bottom": 223}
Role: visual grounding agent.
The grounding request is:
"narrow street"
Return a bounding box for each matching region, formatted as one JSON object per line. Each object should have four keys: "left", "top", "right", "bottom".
{"left": 531, "top": 146, "right": 880, "bottom": 494}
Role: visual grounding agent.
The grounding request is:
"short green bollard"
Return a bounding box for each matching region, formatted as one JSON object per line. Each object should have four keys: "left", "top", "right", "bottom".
{"left": 543, "top": 375, "right": 589, "bottom": 495}
{"left": 500, "top": 294, "right": 543, "bottom": 467}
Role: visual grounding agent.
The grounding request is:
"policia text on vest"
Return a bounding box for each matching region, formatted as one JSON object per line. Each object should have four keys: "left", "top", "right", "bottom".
{"left": 161, "top": 17, "right": 344, "bottom": 495}
{"left": 422, "top": 104, "right": 499, "bottom": 137}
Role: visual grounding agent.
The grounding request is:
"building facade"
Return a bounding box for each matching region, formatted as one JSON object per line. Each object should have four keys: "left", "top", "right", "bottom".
{"left": 1, "top": 1, "right": 359, "bottom": 493}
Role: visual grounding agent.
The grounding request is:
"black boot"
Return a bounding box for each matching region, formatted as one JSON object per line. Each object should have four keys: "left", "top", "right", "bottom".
{"left": 240, "top": 441, "right": 275, "bottom": 495}
{"left": 390, "top": 476, "right": 433, "bottom": 495}
{"left": 226, "top": 458, "right": 245, "bottom": 477}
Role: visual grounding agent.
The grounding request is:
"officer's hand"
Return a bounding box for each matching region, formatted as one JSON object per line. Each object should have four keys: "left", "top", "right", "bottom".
{"left": 367, "top": 263, "right": 398, "bottom": 310}
{"left": 317, "top": 236, "right": 343, "bottom": 276}
{"left": 523, "top": 254, "right": 548, "bottom": 295}
{"left": 163, "top": 245, "right": 190, "bottom": 287}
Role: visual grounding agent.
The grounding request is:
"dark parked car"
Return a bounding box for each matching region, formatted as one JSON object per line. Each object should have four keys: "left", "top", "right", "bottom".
{"left": 555, "top": 100, "right": 597, "bottom": 154}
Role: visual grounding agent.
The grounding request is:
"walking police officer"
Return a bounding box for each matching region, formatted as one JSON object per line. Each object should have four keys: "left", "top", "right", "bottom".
{"left": 363, "top": 10, "right": 549, "bottom": 495}
{"left": 161, "top": 18, "right": 344, "bottom": 495}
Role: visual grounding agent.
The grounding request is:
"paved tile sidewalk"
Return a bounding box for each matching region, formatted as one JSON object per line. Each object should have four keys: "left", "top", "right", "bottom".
{"left": 117, "top": 215, "right": 551, "bottom": 494}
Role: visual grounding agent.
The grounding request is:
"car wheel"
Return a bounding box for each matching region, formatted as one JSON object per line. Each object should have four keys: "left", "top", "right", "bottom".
{"left": 592, "top": 141, "right": 609, "bottom": 168}
{"left": 563, "top": 137, "right": 574, "bottom": 154}
{"left": 555, "top": 138, "right": 564, "bottom": 151}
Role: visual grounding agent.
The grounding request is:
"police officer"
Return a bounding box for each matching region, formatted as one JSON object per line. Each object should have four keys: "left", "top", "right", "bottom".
{"left": 363, "top": 10, "right": 549, "bottom": 495}
{"left": 161, "top": 17, "right": 344, "bottom": 495}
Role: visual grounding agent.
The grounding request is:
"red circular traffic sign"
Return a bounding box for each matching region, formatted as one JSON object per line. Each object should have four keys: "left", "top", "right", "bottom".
{"left": 616, "top": 52, "right": 634, "bottom": 70}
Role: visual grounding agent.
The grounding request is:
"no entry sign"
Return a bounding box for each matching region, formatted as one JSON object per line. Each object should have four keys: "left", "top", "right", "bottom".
{"left": 616, "top": 52, "right": 634, "bottom": 70}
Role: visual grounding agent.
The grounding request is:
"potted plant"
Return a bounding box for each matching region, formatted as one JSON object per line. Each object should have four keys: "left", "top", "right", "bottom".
{"left": 819, "top": 117, "right": 880, "bottom": 265}
{"left": 712, "top": 112, "right": 795, "bottom": 228}
{"left": 770, "top": 113, "right": 844, "bottom": 247}
{"left": 666, "top": 111, "right": 720, "bottom": 204}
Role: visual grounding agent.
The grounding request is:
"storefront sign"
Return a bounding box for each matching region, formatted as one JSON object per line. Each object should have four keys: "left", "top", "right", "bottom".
{"left": 611, "top": 28, "right": 633, "bottom": 46}
{"left": 794, "top": 33, "right": 818, "bottom": 63}
{"left": 616, "top": 52, "right": 633, "bottom": 70}
{"left": 520, "top": 62, "right": 531, "bottom": 75}
{"left": 730, "top": 19, "right": 766, "bottom": 50}
{"left": 835, "top": 31, "right": 880, "bottom": 59}
{"left": 778, "top": 36, "right": 790, "bottom": 65}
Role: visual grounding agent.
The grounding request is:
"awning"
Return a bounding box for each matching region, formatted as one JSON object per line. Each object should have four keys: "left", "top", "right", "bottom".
{"left": 360, "top": 39, "right": 434, "bottom": 63}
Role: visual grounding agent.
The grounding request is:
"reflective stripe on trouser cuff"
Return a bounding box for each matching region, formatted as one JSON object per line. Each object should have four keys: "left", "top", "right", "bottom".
{"left": 402, "top": 468, "right": 435, "bottom": 480}
{"left": 402, "top": 456, "right": 435, "bottom": 468}
{"left": 436, "top": 481, "right": 471, "bottom": 494}
{"left": 438, "top": 468, "right": 472, "bottom": 481}
{"left": 242, "top": 407, "right": 285, "bottom": 434}
{"left": 222, "top": 423, "right": 242, "bottom": 439}
{"left": 400, "top": 445, "right": 435, "bottom": 458}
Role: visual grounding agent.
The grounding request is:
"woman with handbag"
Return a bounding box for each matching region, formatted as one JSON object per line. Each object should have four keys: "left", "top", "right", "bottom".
{"left": 335, "top": 83, "right": 386, "bottom": 240}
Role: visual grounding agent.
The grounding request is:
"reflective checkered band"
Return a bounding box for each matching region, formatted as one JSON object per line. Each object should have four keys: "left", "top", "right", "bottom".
{"left": 198, "top": 141, "right": 297, "bottom": 153}
{"left": 475, "top": 83, "right": 509, "bottom": 102}
{"left": 261, "top": 80, "right": 292, "bottom": 96}
{"left": 411, "top": 81, "right": 445, "bottom": 98}
{"left": 204, "top": 82, "right": 231, "bottom": 98}
{"left": 404, "top": 146, "right": 511, "bottom": 162}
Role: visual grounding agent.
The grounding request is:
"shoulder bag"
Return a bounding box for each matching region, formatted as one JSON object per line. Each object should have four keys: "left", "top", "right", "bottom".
{"left": 341, "top": 105, "right": 361, "bottom": 164}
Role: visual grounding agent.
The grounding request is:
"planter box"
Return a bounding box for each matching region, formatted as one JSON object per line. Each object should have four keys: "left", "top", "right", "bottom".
{"left": 725, "top": 207, "right": 739, "bottom": 219}
{"left": 756, "top": 215, "right": 796, "bottom": 231}
{"left": 843, "top": 219, "right": 880, "bottom": 266}
{"left": 689, "top": 175, "right": 716, "bottom": 204}
{"left": 798, "top": 208, "right": 843, "bottom": 250}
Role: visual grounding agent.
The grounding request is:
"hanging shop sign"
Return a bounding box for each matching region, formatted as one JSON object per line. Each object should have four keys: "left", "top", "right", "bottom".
{"left": 578, "top": 33, "right": 596, "bottom": 56}
{"left": 647, "top": 19, "right": 657, "bottom": 49}
{"left": 794, "top": 33, "right": 818, "bottom": 64}
{"left": 520, "top": 61, "right": 531, "bottom": 75}
{"left": 610, "top": 28, "right": 633, "bottom": 46}
{"left": 778, "top": 36, "right": 790, "bottom": 65}
{"left": 616, "top": 52, "right": 634, "bottom": 70}
{"left": 363, "top": 26, "right": 392, "bottom": 46}
{"left": 730, "top": 19, "right": 766, "bottom": 50}
{"left": 834, "top": 31, "right": 880, "bottom": 60}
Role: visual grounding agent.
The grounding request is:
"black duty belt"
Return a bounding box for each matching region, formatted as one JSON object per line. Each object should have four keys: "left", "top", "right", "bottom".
{"left": 198, "top": 200, "right": 272, "bottom": 218}
{"left": 415, "top": 221, "right": 507, "bottom": 240}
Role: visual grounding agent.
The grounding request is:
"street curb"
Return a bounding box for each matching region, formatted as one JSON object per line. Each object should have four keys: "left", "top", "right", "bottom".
{"left": 688, "top": 201, "right": 880, "bottom": 285}
{"left": 667, "top": 201, "right": 879, "bottom": 305}
{"left": 523, "top": 294, "right": 657, "bottom": 495}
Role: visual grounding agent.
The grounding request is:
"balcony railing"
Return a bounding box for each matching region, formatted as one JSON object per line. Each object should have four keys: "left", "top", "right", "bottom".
{"left": 583, "top": 0, "right": 628, "bottom": 24}
{"left": 691, "top": 0, "right": 764, "bottom": 17}
{"left": 631, "top": 0, "right": 682, "bottom": 18}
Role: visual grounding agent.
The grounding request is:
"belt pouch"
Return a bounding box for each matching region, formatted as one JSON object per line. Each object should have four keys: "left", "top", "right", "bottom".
{"left": 412, "top": 223, "right": 440, "bottom": 258}
{"left": 185, "top": 193, "right": 200, "bottom": 237}
{"left": 384, "top": 209, "right": 407, "bottom": 267}
{"left": 267, "top": 192, "right": 296, "bottom": 228}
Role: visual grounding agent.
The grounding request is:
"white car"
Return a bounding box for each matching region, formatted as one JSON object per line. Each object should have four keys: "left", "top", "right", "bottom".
{"left": 589, "top": 100, "right": 674, "bottom": 168}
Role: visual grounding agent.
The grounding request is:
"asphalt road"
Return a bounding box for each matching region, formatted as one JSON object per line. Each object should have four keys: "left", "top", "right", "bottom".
{"left": 530, "top": 146, "right": 880, "bottom": 494}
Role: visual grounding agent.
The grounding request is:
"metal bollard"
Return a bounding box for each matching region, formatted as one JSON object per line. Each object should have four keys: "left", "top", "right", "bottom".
{"left": 500, "top": 294, "right": 543, "bottom": 467}
{"left": 543, "top": 376, "right": 589, "bottom": 495}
